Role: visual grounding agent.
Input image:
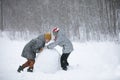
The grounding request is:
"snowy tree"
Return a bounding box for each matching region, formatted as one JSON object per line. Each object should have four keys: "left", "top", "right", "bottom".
{"left": 0, "top": 0, "right": 120, "bottom": 41}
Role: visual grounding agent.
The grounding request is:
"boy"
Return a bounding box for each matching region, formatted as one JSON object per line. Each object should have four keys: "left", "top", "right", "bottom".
{"left": 17, "top": 32, "right": 51, "bottom": 72}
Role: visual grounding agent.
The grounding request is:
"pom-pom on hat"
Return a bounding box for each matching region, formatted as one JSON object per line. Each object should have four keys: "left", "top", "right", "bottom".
{"left": 52, "top": 27, "right": 60, "bottom": 32}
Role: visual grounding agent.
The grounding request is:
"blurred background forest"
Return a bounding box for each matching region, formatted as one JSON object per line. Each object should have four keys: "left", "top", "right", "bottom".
{"left": 0, "top": 0, "right": 120, "bottom": 41}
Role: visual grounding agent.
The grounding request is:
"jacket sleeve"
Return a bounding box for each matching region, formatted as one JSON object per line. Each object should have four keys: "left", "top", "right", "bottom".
{"left": 47, "top": 34, "right": 62, "bottom": 49}
{"left": 31, "top": 39, "right": 45, "bottom": 53}
{"left": 35, "top": 41, "right": 45, "bottom": 53}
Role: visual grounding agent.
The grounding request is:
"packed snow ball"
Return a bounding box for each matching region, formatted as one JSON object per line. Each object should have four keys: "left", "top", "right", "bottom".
{"left": 35, "top": 48, "right": 61, "bottom": 73}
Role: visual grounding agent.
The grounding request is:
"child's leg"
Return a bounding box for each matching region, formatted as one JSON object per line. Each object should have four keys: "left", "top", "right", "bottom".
{"left": 17, "top": 59, "right": 35, "bottom": 72}
{"left": 28, "top": 59, "right": 35, "bottom": 69}
{"left": 17, "top": 59, "right": 30, "bottom": 72}
{"left": 60, "top": 53, "right": 70, "bottom": 70}
{"left": 65, "top": 53, "right": 70, "bottom": 66}
{"left": 27, "top": 59, "right": 35, "bottom": 72}
{"left": 22, "top": 60, "right": 31, "bottom": 68}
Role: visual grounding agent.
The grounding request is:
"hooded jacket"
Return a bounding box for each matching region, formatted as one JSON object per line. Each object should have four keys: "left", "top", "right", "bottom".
{"left": 47, "top": 30, "right": 73, "bottom": 53}
{"left": 21, "top": 34, "right": 45, "bottom": 59}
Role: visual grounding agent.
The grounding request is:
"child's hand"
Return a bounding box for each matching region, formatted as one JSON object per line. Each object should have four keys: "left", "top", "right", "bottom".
{"left": 47, "top": 45, "right": 50, "bottom": 49}
{"left": 39, "top": 48, "right": 43, "bottom": 52}
{"left": 44, "top": 46, "right": 50, "bottom": 49}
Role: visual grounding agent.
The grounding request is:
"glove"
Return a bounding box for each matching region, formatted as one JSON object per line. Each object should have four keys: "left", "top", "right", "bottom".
{"left": 36, "top": 49, "right": 40, "bottom": 53}
{"left": 46, "top": 45, "right": 50, "bottom": 49}
{"left": 39, "top": 48, "right": 43, "bottom": 52}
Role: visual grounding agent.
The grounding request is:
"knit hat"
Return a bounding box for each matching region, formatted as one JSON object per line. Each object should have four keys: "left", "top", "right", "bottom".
{"left": 53, "top": 27, "right": 60, "bottom": 32}
{"left": 44, "top": 32, "right": 51, "bottom": 40}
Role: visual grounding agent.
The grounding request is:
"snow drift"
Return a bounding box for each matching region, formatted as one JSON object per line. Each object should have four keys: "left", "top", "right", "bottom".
{"left": 0, "top": 36, "right": 120, "bottom": 80}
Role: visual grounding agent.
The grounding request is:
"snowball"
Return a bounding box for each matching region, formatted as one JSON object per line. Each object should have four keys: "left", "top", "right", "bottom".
{"left": 35, "top": 48, "right": 61, "bottom": 73}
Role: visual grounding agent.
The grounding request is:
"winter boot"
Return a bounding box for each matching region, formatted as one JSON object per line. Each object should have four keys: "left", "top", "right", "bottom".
{"left": 66, "top": 62, "right": 69, "bottom": 66}
{"left": 62, "top": 66, "right": 67, "bottom": 71}
{"left": 17, "top": 66, "right": 24, "bottom": 73}
{"left": 27, "top": 68, "right": 33, "bottom": 72}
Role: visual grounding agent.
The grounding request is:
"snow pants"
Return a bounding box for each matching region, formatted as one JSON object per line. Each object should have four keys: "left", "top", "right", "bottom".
{"left": 60, "top": 53, "right": 70, "bottom": 70}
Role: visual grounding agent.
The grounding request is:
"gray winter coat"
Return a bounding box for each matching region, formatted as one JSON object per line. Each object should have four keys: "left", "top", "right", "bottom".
{"left": 21, "top": 34, "right": 45, "bottom": 59}
{"left": 47, "top": 30, "right": 73, "bottom": 53}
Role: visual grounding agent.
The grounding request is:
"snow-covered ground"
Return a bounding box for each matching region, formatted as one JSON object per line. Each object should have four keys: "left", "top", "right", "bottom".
{"left": 0, "top": 36, "right": 120, "bottom": 80}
